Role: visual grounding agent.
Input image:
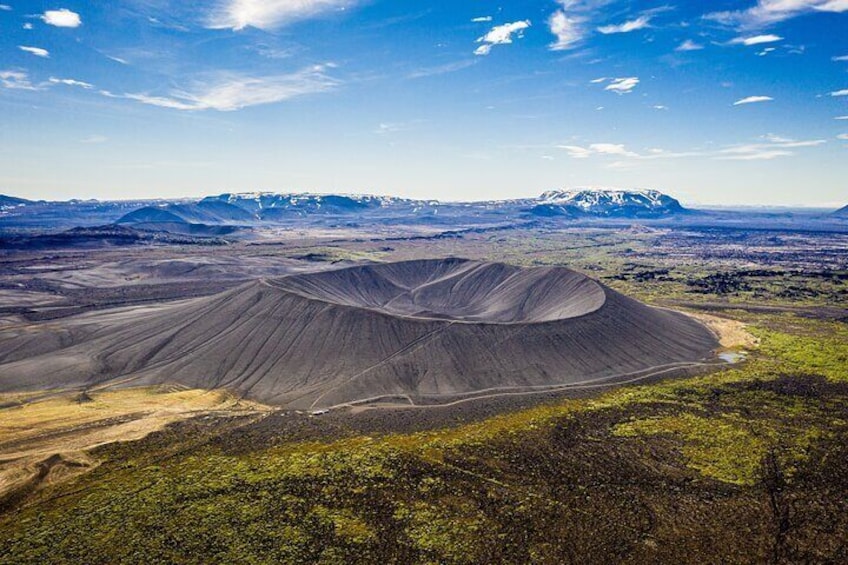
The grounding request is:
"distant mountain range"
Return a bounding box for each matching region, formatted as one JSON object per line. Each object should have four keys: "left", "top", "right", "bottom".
{"left": 0, "top": 189, "right": 693, "bottom": 232}
{"left": 116, "top": 189, "right": 689, "bottom": 225}
{"left": 2, "top": 189, "right": 846, "bottom": 251}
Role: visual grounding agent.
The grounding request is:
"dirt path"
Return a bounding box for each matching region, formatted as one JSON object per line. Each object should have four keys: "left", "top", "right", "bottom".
{"left": 337, "top": 361, "right": 719, "bottom": 412}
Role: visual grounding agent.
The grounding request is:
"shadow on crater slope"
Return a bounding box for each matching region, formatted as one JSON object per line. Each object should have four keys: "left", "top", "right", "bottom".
{"left": 0, "top": 259, "right": 718, "bottom": 409}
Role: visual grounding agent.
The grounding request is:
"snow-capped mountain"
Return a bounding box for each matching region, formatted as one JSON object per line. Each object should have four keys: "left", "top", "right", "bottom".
{"left": 204, "top": 193, "right": 393, "bottom": 214}
{"left": 529, "top": 189, "right": 686, "bottom": 218}
{"left": 0, "top": 194, "right": 34, "bottom": 212}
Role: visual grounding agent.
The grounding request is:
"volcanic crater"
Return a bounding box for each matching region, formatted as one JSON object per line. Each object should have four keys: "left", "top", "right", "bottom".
{"left": 0, "top": 258, "right": 718, "bottom": 409}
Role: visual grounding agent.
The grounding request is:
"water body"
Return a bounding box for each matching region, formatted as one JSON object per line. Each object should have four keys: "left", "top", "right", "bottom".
{"left": 719, "top": 351, "right": 747, "bottom": 364}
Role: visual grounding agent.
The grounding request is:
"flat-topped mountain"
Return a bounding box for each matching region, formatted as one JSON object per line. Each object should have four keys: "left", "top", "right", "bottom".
{"left": 0, "top": 258, "right": 717, "bottom": 409}
{"left": 529, "top": 189, "right": 686, "bottom": 218}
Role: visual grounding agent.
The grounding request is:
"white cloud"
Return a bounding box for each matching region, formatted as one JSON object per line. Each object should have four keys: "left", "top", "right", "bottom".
{"left": 0, "top": 4, "right": 11, "bottom": 10}
{"left": 471, "top": 16, "right": 492, "bottom": 23}
{"left": 833, "top": 55, "right": 848, "bottom": 61}
{"left": 597, "top": 16, "right": 650, "bottom": 34}
{"left": 23, "top": 23, "right": 33, "bottom": 30}
{"left": 720, "top": 148, "right": 792, "bottom": 160}
{"left": 837, "top": 133, "right": 848, "bottom": 140}
{"left": 558, "top": 135, "right": 823, "bottom": 164}
{"left": 559, "top": 145, "right": 593, "bottom": 159}
{"left": 831, "top": 89, "right": 848, "bottom": 96}
{"left": 42, "top": 8, "right": 82, "bottom": 28}
{"left": 0, "top": 70, "right": 37, "bottom": 90}
{"left": 49, "top": 77, "right": 94, "bottom": 89}
{"left": 676, "top": 39, "right": 704, "bottom": 51}
{"left": 589, "top": 77, "right": 608, "bottom": 84}
{"left": 560, "top": 143, "right": 703, "bottom": 165}
{"left": 18, "top": 46, "right": 49, "bottom": 58}
{"left": 605, "top": 77, "right": 639, "bottom": 94}
{"left": 653, "top": 104, "right": 668, "bottom": 110}
{"left": 124, "top": 66, "right": 338, "bottom": 111}
{"left": 547, "top": 0, "right": 619, "bottom": 50}
{"left": 475, "top": 20, "right": 531, "bottom": 56}
{"left": 558, "top": 143, "right": 639, "bottom": 159}
{"left": 589, "top": 143, "right": 639, "bottom": 157}
{"left": 836, "top": 115, "right": 848, "bottom": 120}
{"left": 374, "top": 121, "right": 419, "bottom": 135}
{"left": 730, "top": 34, "right": 783, "bottom": 46}
{"left": 707, "top": 0, "right": 848, "bottom": 28}
{"left": 207, "top": 0, "right": 354, "bottom": 31}
{"left": 408, "top": 60, "right": 476, "bottom": 79}
{"left": 548, "top": 10, "right": 586, "bottom": 50}
{"left": 718, "top": 136, "right": 825, "bottom": 160}
{"left": 758, "top": 47, "right": 776, "bottom": 56}
{"left": 733, "top": 95, "right": 773, "bottom": 105}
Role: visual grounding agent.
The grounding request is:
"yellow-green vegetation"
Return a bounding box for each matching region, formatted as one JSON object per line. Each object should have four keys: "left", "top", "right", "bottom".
{"left": 613, "top": 412, "right": 825, "bottom": 485}
{"left": 757, "top": 321, "right": 848, "bottom": 382}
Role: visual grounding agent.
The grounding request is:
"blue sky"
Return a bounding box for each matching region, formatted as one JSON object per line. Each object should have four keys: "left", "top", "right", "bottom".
{"left": 1, "top": 1, "right": 847, "bottom": 206}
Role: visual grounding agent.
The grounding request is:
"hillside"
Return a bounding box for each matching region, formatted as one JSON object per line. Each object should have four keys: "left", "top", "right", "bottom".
{"left": 0, "top": 259, "right": 716, "bottom": 409}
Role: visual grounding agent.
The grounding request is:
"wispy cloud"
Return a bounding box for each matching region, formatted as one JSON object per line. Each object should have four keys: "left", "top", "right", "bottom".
{"left": 471, "top": 16, "right": 492, "bottom": 23}
{"left": 81, "top": 135, "right": 108, "bottom": 144}
{"left": 407, "top": 60, "right": 476, "bottom": 79}
{"left": 605, "top": 77, "right": 640, "bottom": 94}
{"left": 707, "top": 0, "right": 848, "bottom": 29}
{"left": 831, "top": 88, "right": 848, "bottom": 97}
{"left": 207, "top": 0, "right": 355, "bottom": 31}
{"left": 559, "top": 135, "right": 825, "bottom": 164}
{"left": 18, "top": 46, "right": 50, "bottom": 58}
{"left": 559, "top": 143, "right": 638, "bottom": 158}
{"left": 836, "top": 116, "right": 848, "bottom": 120}
{"left": 719, "top": 136, "right": 825, "bottom": 160}
{"left": 41, "top": 8, "right": 82, "bottom": 28}
{"left": 49, "top": 77, "right": 94, "bottom": 89}
{"left": 123, "top": 66, "right": 338, "bottom": 111}
{"left": 730, "top": 34, "right": 783, "bottom": 46}
{"left": 597, "top": 16, "right": 651, "bottom": 34}
{"left": 475, "top": 20, "right": 531, "bottom": 56}
{"left": 676, "top": 39, "right": 704, "bottom": 51}
{"left": 548, "top": 10, "right": 585, "bottom": 50}
{"left": 733, "top": 95, "right": 773, "bottom": 105}
{"left": 837, "top": 133, "right": 848, "bottom": 140}
{"left": 559, "top": 142, "right": 701, "bottom": 163}
{"left": 374, "top": 120, "right": 424, "bottom": 135}
{"left": 0, "top": 5, "right": 12, "bottom": 11}
{"left": 0, "top": 70, "right": 38, "bottom": 90}
{"left": 548, "top": 1, "right": 658, "bottom": 50}
{"left": 832, "top": 55, "right": 848, "bottom": 61}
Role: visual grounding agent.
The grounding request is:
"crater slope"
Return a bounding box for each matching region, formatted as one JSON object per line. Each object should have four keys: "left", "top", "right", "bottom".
{"left": 0, "top": 259, "right": 718, "bottom": 409}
